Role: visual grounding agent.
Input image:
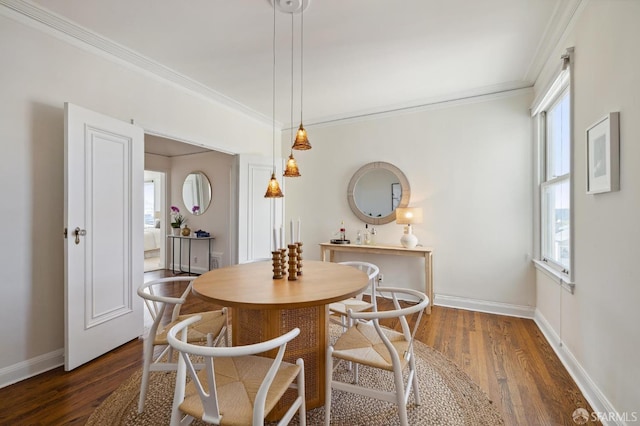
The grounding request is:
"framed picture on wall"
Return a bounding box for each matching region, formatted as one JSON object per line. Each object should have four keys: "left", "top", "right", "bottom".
{"left": 586, "top": 112, "right": 620, "bottom": 194}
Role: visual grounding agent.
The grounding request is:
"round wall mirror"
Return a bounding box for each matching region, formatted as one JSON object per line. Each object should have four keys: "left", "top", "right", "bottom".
{"left": 182, "top": 171, "right": 212, "bottom": 216}
{"left": 347, "top": 162, "right": 410, "bottom": 225}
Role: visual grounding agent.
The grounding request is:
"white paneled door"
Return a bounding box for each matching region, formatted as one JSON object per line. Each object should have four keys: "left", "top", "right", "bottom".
{"left": 236, "top": 155, "right": 283, "bottom": 264}
{"left": 64, "top": 103, "right": 144, "bottom": 370}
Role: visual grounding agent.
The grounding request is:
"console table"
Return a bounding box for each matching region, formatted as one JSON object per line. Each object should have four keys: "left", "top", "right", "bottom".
{"left": 319, "top": 242, "right": 434, "bottom": 314}
{"left": 167, "top": 235, "right": 215, "bottom": 275}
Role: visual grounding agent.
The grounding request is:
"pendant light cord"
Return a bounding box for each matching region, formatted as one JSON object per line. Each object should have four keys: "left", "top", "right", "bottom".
{"left": 272, "top": 2, "right": 276, "bottom": 173}
{"left": 290, "top": 13, "right": 294, "bottom": 151}
{"left": 299, "top": 5, "right": 304, "bottom": 124}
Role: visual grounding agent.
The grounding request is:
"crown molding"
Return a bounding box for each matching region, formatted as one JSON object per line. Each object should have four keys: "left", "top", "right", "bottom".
{"left": 524, "top": 0, "right": 584, "bottom": 83}
{"left": 1, "top": 0, "right": 554, "bottom": 131}
{"left": 291, "top": 84, "right": 533, "bottom": 130}
{"left": 0, "top": 0, "right": 275, "bottom": 127}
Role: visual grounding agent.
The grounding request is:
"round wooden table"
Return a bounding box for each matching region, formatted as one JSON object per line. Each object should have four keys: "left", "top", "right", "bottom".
{"left": 192, "top": 260, "right": 369, "bottom": 418}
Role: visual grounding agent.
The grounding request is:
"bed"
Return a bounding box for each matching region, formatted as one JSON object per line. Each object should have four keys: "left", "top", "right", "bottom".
{"left": 144, "top": 223, "right": 162, "bottom": 256}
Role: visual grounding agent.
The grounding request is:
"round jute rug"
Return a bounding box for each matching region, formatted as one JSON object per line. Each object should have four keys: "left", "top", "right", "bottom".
{"left": 87, "top": 326, "right": 503, "bottom": 425}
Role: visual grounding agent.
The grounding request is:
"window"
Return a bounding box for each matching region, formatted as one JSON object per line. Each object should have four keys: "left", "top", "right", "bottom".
{"left": 144, "top": 180, "right": 155, "bottom": 226}
{"left": 539, "top": 83, "right": 571, "bottom": 275}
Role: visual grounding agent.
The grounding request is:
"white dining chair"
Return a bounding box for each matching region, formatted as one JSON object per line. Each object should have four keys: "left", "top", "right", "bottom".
{"left": 325, "top": 287, "right": 429, "bottom": 426}
{"left": 136, "top": 276, "right": 229, "bottom": 413}
{"left": 328, "top": 261, "right": 380, "bottom": 332}
{"left": 167, "top": 315, "right": 306, "bottom": 426}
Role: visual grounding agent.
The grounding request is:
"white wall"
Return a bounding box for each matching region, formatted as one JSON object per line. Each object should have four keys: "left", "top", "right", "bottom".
{"left": 0, "top": 13, "right": 272, "bottom": 384}
{"left": 534, "top": 0, "right": 640, "bottom": 418}
{"left": 284, "top": 90, "right": 535, "bottom": 308}
{"left": 169, "top": 151, "right": 235, "bottom": 269}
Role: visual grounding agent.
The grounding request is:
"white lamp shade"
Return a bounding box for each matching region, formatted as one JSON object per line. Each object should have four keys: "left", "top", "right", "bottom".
{"left": 396, "top": 207, "right": 423, "bottom": 225}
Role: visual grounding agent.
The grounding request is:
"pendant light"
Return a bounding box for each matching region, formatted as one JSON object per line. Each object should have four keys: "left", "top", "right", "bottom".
{"left": 265, "top": 2, "right": 284, "bottom": 198}
{"left": 291, "top": 2, "right": 311, "bottom": 151}
{"left": 283, "top": 12, "right": 301, "bottom": 177}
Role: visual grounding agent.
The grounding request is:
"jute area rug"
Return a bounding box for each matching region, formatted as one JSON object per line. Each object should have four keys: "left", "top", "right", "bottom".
{"left": 87, "top": 325, "right": 503, "bottom": 425}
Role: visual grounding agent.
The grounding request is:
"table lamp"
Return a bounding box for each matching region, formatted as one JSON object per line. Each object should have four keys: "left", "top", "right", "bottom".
{"left": 395, "top": 207, "right": 423, "bottom": 248}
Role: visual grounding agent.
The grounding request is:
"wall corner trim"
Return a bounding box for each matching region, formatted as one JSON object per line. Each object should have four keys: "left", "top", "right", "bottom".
{"left": 0, "top": 349, "right": 63, "bottom": 390}
{"left": 534, "top": 309, "right": 625, "bottom": 426}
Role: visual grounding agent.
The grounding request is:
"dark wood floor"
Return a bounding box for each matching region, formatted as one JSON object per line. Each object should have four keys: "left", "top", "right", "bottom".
{"left": 0, "top": 270, "right": 597, "bottom": 425}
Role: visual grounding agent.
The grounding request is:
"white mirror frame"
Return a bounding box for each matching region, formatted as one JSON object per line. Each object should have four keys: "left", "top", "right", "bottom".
{"left": 347, "top": 161, "right": 410, "bottom": 225}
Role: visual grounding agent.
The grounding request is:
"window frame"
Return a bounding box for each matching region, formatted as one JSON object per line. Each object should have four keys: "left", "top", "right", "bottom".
{"left": 534, "top": 68, "right": 573, "bottom": 279}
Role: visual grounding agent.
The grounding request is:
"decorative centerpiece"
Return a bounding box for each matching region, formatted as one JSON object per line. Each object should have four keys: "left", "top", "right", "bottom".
{"left": 271, "top": 250, "right": 283, "bottom": 279}
{"left": 271, "top": 219, "right": 304, "bottom": 280}
{"left": 287, "top": 244, "right": 298, "bottom": 280}
{"left": 296, "top": 242, "right": 303, "bottom": 275}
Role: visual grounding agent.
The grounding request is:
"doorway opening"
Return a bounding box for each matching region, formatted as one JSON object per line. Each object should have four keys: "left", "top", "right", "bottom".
{"left": 143, "top": 170, "right": 165, "bottom": 272}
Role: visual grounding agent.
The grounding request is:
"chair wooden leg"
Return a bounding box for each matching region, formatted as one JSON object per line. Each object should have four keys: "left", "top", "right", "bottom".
{"left": 410, "top": 355, "right": 421, "bottom": 406}
{"left": 393, "top": 366, "right": 409, "bottom": 426}
{"left": 137, "top": 338, "right": 155, "bottom": 413}
{"left": 297, "top": 358, "right": 306, "bottom": 426}
{"left": 170, "top": 353, "right": 187, "bottom": 426}
{"left": 325, "top": 347, "right": 334, "bottom": 426}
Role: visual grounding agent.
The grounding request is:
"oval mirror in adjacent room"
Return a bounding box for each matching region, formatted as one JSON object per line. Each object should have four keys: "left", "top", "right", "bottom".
{"left": 347, "top": 161, "right": 410, "bottom": 225}
{"left": 182, "top": 171, "right": 212, "bottom": 215}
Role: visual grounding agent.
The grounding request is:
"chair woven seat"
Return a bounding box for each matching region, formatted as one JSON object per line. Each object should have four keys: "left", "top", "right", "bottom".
{"left": 328, "top": 299, "right": 373, "bottom": 316}
{"left": 180, "top": 356, "right": 301, "bottom": 426}
{"left": 332, "top": 322, "right": 409, "bottom": 371}
{"left": 154, "top": 310, "right": 227, "bottom": 346}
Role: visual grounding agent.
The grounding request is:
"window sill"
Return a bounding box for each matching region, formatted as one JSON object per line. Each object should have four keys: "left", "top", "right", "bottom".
{"left": 533, "top": 259, "right": 575, "bottom": 294}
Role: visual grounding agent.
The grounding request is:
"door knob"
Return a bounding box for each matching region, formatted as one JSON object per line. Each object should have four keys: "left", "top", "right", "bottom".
{"left": 73, "top": 227, "right": 87, "bottom": 245}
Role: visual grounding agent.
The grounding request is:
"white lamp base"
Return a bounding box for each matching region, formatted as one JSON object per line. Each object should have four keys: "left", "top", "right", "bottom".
{"left": 400, "top": 228, "right": 418, "bottom": 248}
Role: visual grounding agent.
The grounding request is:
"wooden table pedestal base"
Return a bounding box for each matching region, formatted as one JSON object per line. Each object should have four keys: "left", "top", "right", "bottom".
{"left": 232, "top": 305, "right": 327, "bottom": 421}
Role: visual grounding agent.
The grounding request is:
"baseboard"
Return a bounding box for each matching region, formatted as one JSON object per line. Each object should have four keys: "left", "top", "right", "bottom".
{"left": 167, "top": 263, "right": 208, "bottom": 275}
{"left": 434, "top": 294, "right": 535, "bottom": 319}
{"left": 534, "top": 309, "right": 626, "bottom": 426}
{"left": 0, "top": 349, "right": 63, "bottom": 389}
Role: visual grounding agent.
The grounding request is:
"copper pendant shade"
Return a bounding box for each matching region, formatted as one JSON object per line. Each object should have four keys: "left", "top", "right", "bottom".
{"left": 292, "top": 123, "right": 311, "bottom": 150}
{"left": 264, "top": 172, "right": 284, "bottom": 198}
{"left": 283, "top": 153, "right": 301, "bottom": 177}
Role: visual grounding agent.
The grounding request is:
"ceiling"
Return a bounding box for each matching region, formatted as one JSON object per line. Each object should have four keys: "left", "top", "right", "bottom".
{"left": 27, "top": 0, "right": 580, "bottom": 128}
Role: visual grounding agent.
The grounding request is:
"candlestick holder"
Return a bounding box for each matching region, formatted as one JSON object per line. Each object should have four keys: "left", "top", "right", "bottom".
{"left": 295, "top": 242, "right": 303, "bottom": 275}
{"left": 280, "top": 248, "right": 287, "bottom": 277}
{"left": 287, "top": 244, "right": 298, "bottom": 280}
{"left": 271, "top": 251, "right": 283, "bottom": 279}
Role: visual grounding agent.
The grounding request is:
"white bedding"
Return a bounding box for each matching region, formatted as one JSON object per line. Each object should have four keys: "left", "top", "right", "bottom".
{"left": 144, "top": 227, "right": 161, "bottom": 251}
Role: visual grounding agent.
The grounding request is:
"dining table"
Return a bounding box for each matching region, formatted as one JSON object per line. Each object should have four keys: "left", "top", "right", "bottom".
{"left": 191, "top": 259, "right": 369, "bottom": 419}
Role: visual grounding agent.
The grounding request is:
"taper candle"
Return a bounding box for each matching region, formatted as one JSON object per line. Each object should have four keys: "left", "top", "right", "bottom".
{"left": 272, "top": 227, "right": 278, "bottom": 251}
{"left": 290, "top": 219, "right": 294, "bottom": 244}
{"left": 280, "top": 226, "right": 284, "bottom": 250}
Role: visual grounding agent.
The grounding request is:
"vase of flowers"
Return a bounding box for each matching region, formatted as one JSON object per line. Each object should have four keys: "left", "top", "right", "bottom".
{"left": 170, "top": 205, "right": 186, "bottom": 236}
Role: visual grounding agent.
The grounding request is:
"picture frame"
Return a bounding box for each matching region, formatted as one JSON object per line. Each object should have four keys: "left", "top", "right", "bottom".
{"left": 586, "top": 112, "right": 620, "bottom": 194}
